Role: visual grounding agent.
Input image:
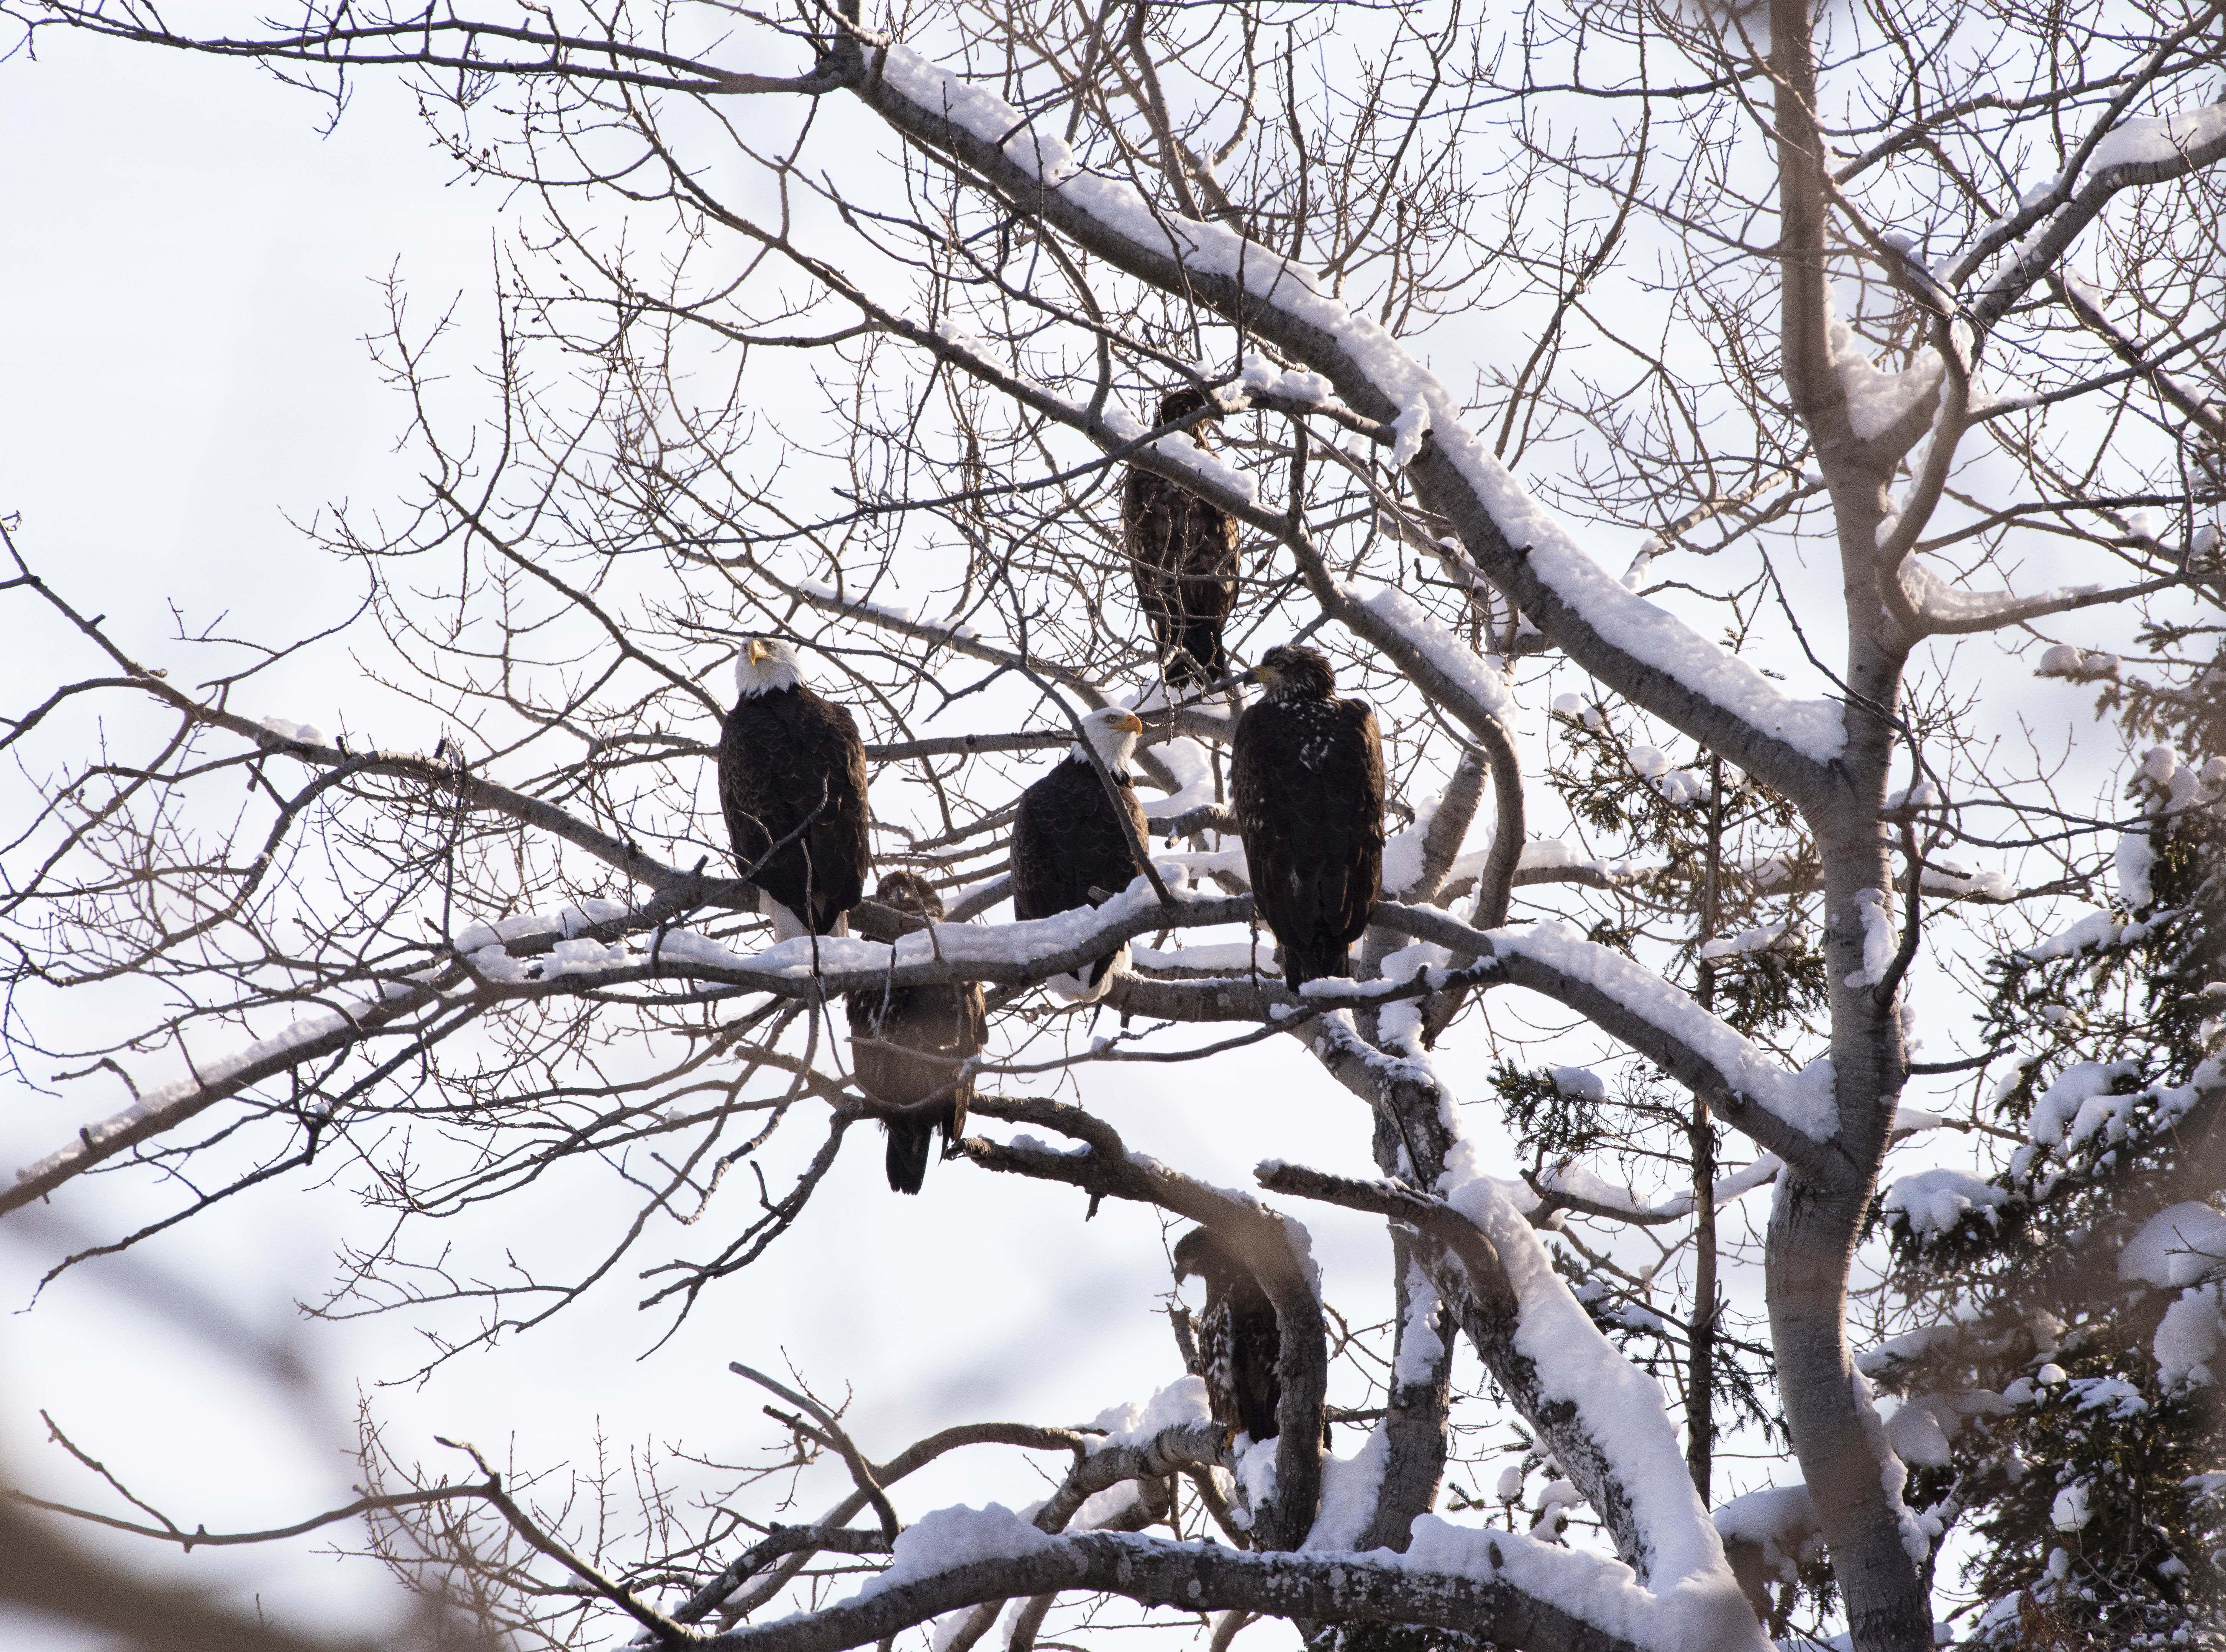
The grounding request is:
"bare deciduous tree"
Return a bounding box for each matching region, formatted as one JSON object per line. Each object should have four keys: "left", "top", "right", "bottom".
{"left": 4, "top": 0, "right": 2224, "bottom": 1649}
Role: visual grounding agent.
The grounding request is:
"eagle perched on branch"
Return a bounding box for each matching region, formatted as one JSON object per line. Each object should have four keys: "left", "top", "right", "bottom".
{"left": 1010, "top": 707, "right": 1150, "bottom": 998}
{"left": 1173, "top": 1227, "right": 1282, "bottom": 1444}
{"left": 847, "top": 871, "right": 984, "bottom": 1195}
{"left": 1122, "top": 387, "right": 1242, "bottom": 693}
{"left": 1232, "top": 643, "right": 1385, "bottom": 987}
{"left": 717, "top": 637, "right": 870, "bottom": 937}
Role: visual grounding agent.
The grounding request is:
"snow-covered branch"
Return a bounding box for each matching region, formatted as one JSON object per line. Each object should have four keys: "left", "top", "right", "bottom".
{"left": 1963, "top": 84, "right": 2226, "bottom": 333}
{"left": 2, "top": 976, "right": 456, "bottom": 1216}
{"left": 9, "top": 879, "right": 1843, "bottom": 1219}
{"left": 696, "top": 1523, "right": 1658, "bottom": 1652}
{"left": 1369, "top": 904, "right": 1847, "bottom": 1174}
{"left": 927, "top": 1415, "right": 1226, "bottom": 1652}
{"left": 1529, "top": 1154, "right": 1784, "bottom": 1229}
{"left": 674, "top": 1425, "right": 1090, "bottom": 1629}
{"left": 848, "top": 45, "right": 1847, "bottom": 806}
{"left": 1254, "top": 1163, "right": 1761, "bottom": 1645}
{"left": 961, "top": 1095, "right": 1327, "bottom": 1549}
{"left": 1893, "top": 556, "right": 2182, "bottom": 636}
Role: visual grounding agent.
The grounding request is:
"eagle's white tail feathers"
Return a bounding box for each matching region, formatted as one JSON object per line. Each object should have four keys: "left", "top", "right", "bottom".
{"left": 1044, "top": 942, "right": 1129, "bottom": 1004}
{"left": 767, "top": 893, "right": 845, "bottom": 941}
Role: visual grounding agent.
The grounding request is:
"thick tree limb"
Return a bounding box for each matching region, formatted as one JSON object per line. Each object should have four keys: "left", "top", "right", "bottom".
{"left": 819, "top": 49, "right": 1840, "bottom": 806}
{"left": 1954, "top": 7, "right": 2226, "bottom": 325}
{"left": 1357, "top": 1227, "right": 1457, "bottom": 1554}
{"left": 1253, "top": 1165, "right": 1654, "bottom": 1564}
{"left": 1036, "top": 1424, "right": 1228, "bottom": 1532}
{"left": 6, "top": 893, "right": 1835, "bottom": 1216}
{"left": 696, "top": 1529, "right": 1650, "bottom": 1652}
{"left": 937, "top": 1421, "right": 1220, "bottom": 1652}
{"left": 1365, "top": 905, "right": 1847, "bottom": 1179}
{"left": 961, "top": 1096, "right": 1326, "bottom": 1550}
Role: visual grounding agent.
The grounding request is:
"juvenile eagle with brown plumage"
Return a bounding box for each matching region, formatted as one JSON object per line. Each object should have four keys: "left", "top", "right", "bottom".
{"left": 847, "top": 871, "right": 985, "bottom": 1195}
{"left": 717, "top": 636, "right": 870, "bottom": 938}
{"left": 1122, "top": 388, "right": 1241, "bottom": 693}
{"left": 1174, "top": 1227, "right": 1282, "bottom": 1444}
{"left": 1231, "top": 642, "right": 1385, "bottom": 987}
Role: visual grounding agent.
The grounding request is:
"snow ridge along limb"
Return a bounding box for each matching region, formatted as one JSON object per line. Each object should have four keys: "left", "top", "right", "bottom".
{"left": 1485, "top": 921, "right": 1838, "bottom": 1143}
{"left": 1429, "top": 1167, "right": 1765, "bottom": 1651}
{"left": 855, "top": 46, "right": 1847, "bottom": 795}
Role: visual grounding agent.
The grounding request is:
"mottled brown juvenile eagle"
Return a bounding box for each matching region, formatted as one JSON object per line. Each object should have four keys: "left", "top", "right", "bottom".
{"left": 1122, "top": 388, "right": 1241, "bottom": 693}
{"left": 1231, "top": 643, "right": 1385, "bottom": 987}
{"left": 1173, "top": 1227, "right": 1282, "bottom": 1444}
{"left": 717, "top": 637, "right": 870, "bottom": 937}
{"left": 1010, "top": 708, "right": 1148, "bottom": 998}
{"left": 847, "top": 871, "right": 985, "bottom": 1195}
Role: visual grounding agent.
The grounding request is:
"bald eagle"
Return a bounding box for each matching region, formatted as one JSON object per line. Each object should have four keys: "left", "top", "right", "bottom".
{"left": 848, "top": 871, "right": 985, "bottom": 1195}
{"left": 1174, "top": 1227, "right": 1282, "bottom": 1444}
{"left": 718, "top": 637, "right": 870, "bottom": 938}
{"left": 1010, "top": 708, "right": 1148, "bottom": 998}
{"left": 1123, "top": 388, "right": 1241, "bottom": 693}
{"left": 1231, "top": 643, "right": 1384, "bottom": 987}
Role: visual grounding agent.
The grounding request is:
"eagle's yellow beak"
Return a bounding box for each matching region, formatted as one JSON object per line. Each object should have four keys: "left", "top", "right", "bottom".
{"left": 746, "top": 639, "right": 773, "bottom": 664}
{"left": 1116, "top": 712, "right": 1144, "bottom": 734}
{"left": 1245, "top": 662, "right": 1277, "bottom": 685}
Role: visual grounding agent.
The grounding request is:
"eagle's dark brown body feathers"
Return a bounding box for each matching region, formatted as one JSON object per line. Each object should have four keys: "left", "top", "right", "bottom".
{"left": 847, "top": 872, "right": 984, "bottom": 1195}
{"left": 717, "top": 645, "right": 870, "bottom": 937}
{"left": 1122, "top": 389, "right": 1241, "bottom": 692}
{"left": 1231, "top": 644, "right": 1385, "bottom": 987}
{"left": 1010, "top": 711, "right": 1149, "bottom": 990}
{"left": 1174, "top": 1228, "right": 1282, "bottom": 1444}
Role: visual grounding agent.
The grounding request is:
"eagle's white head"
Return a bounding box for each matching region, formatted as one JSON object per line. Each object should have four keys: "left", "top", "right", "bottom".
{"left": 735, "top": 636, "right": 804, "bottom": 699}
{"left": 1071, "top": 707, "right": 1145, "bottom": 774}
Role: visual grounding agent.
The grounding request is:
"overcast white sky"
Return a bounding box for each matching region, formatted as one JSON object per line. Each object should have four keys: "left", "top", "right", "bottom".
{"left": 0, "top": 15, "right": 2154, "bottom": 1651}
{"left": 0, "top": 42, "right": 1494, "bottom": 1649}
{"left": 4, "top": 30, "right": 498, "bottom": 1647}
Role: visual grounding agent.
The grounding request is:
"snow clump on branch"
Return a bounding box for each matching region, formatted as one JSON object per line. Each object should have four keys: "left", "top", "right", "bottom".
{"left": 853, "top": 1505, "right": 1059, "bottom": 1602}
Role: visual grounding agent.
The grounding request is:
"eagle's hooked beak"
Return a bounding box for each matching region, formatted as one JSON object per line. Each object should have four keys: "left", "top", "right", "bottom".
{"left": 746, "top": 639, "right": 773, "bottom": 665}
{"left": 1241, "top": 662, "right": 1276, "bottom": 687}
{"left": 1115, "top": 711, "right": 1145, "bottom": 734}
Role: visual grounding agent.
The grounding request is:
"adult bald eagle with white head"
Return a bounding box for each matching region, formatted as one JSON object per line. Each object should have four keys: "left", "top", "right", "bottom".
{"left": 1010, "top": 707, "right": 1149, "bottom": 997}
{"left": 717, "top": 636, "right": 870, "bottom": 937}
{"left": 1231, "top": 642, "right": 1384, "bottom": 987}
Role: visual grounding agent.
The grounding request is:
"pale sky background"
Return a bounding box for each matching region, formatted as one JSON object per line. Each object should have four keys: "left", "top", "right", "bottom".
{"left": 0, "top": 42, "right": 1487, "bottom": 1648}
{"left": 0, "top": 15, "right": 2150, "bottom": 1651}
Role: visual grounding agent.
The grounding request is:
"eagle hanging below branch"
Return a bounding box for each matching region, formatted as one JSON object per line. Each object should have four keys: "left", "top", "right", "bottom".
{"left": 1173, "top": 1227, "right": 1284, "bottom": 1445}
{"left": 1122, "top": 388, "right": 1242, "bottom": 693}
{"left": 847, "top": 871, "right": 985, "bottom": 1195}
{"left": 1010, "top": 707, "right": 1149, "bottom": 999}
{"left": 1231, "top": 643, "right": 1385, "bottom": 987}
{"left": 717, "top": 636, "right": 870, "bottom": 937}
